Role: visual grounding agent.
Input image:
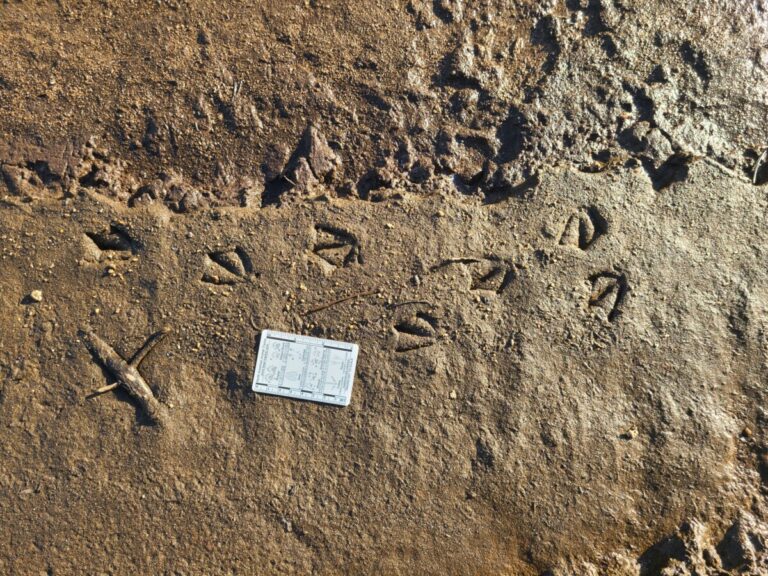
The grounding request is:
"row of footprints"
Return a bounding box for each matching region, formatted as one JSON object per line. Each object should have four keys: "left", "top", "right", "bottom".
{"left": 393, "top": 206, "right": 627, "bottom": 351}
{"left": 84, "top": 223, "right": 361, "bottom": 282}
{"left": 84, "top": 224, "right": 256, "bottom": 285}
{"left": 83, "top": 211, "right": 628, "bottom": 355}
{"left": 392, "top": 271, "right": 628, "bottom": 352}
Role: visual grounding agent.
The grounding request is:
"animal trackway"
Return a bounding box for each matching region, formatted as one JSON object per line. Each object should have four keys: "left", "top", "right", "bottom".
{"left": 81, "top": 327, "right": 171, "bottom": 425}
{"left": 588, "top": 272, "right": 628, "bottom": 321}
{"left": 202, "top": 247, "right": 253, "bottom": 285}
{"left": 559, "top": 207, "right": 607, "bottom": 250}
{"left": 394, "top": 311, "right": 438, "bottom": 352}
{"left": 434, "top": 257, "right": 515, "bottom": 294}
{"left": 85, "top": 224, "right": 137, "bottom": 254}
{"left": 312, "top": 225, "right": 361, "bottom": 268}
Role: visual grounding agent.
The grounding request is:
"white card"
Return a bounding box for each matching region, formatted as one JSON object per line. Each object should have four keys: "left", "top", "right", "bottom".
{"left": 251, "top": 330, "right": 358, "bottom": 406}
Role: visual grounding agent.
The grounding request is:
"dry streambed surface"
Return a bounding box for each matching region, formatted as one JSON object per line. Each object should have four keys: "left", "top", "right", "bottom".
{"left": 1, "top": 1, "right": 768, "bottom": 574}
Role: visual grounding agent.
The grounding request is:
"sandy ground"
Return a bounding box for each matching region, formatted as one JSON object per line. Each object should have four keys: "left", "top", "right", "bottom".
{"left": 1, "top": 1, "right": 768, "bottom": 574}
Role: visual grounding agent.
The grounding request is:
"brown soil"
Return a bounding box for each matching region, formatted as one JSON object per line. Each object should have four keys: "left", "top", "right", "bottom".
{"left": 1, "top": 1, "right": 768, "bottom": 574}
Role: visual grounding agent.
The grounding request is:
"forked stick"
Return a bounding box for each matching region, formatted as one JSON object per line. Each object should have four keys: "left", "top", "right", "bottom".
{"left": 81, "top": 327, "right": 171, "bottom": 425}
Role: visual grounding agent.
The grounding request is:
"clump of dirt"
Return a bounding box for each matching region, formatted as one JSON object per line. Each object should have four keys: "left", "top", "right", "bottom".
{"left": 1, "top": 1, "right": 768, "bottom": 574}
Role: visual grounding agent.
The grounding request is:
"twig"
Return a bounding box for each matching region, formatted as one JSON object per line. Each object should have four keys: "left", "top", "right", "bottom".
{"left": 129, "top": 326, "right": 172, "bottom": 367}
{"left": 85, "top": 382, "right": 119, "bottom": 399}
{"left": 389, "top": 300, "right": 434, "bottom": 309}
{"left": 233, "top": 79, "right": 243, "bottom": 101}
{"left": 304, "top": 290, "right": 379, "bottom": 316}
{"left": 82, "top": 327, "right": 171, "bottom": 424}
{"left": 429, "top": 257, "right": 482, "bottom": 272}
{"left": 753, "top": 148, "right": 768, "bottom": 185}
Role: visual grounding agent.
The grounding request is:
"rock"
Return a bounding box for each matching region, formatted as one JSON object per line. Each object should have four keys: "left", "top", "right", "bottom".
{"left": 262, "top": 126, "right": 341, "bottom": 195}
{"left": 128, "top": 181, "right": 163, "bottom": 207}
{"left": 239, "top": 180, "right": 263, "bottom": 207}
{"left": 716, "top": 512, "right": 768, "bottom": 570}
{"left": 179, "top": 190, "right": 203, "bottom": 213}
{"left": 299, "top": 126, "right": 341, "bottom": 182}
{"left": 448, "top": 35, "right": 477, "bottom": 82}
{"left": 435, "top": 0, "right": 463, "bottom": 23}
{"left": 281, "top": 518, "right": 293, "bottom": 533}
{"left": 408, "top": 2, "right": 437, "bottom": 30}
{"left": 396, "top": 138, "right": 416, "bottom": 171}
{"left": 620, "top": 426, "right": 638, "bottom": 440}
{"left": 197, "top": 28, "right": 211, "bottom": 45}
{"left": 287, "top": 157, "right": 318, "bottom": 195}
{"left": 262, "top": 143, "right": 290, "bottom": 182}
{"left": 638, "top": 515, "right": 768, "bottom": 576}
{"left": 29, "top": 290, "right": 43, "bottom": 303}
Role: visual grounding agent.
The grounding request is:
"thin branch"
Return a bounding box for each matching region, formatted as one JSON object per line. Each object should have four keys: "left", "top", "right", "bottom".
{"left": 304, "top": 290, "right": 379, "bottom": 316}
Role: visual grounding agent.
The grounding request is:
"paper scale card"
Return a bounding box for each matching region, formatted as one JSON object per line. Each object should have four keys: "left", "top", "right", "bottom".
{"left": 251, "top": 330, "right": 358, "bottom": 406}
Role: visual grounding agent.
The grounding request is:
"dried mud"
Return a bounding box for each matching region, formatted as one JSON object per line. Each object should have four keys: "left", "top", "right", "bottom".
{"left": 1, "top": 1, "right": 768, "bottom": 575}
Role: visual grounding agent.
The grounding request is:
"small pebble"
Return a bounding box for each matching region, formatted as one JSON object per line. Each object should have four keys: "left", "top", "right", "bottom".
{"left": 449, "top": 390, "right": 457, "bottom": 399}
{"left": 621, "top": 427, "right": 638, "bottom": 440}
{"left": 29, "top": 290, "right": 43, "bottom": 303}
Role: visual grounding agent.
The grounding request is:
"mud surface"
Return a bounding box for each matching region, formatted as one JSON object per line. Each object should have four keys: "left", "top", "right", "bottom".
{"left": 1, "top": 1, "right": 768, "bottom": 574}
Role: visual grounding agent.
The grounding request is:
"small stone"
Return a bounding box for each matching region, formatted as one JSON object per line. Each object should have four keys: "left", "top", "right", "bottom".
{"left": 741, "top": 426, "right": 753, "bottom": 438}
{"left": 435, "top": 0, "right": 463, "bottom": 22}
{"left": 197, "top": 28, "right": 211, "bottom": 45}
{"left": 621, "top": 427, "right": 638, "bottom": 440}
{"left": 288, "top": 157, "right": 318, "bottom": 194}
{"left": 301, "top": 125, "right": 341, "bottom": 181}
{"left": 179, "top": 190, "right": 202, "bottom": 213}
{"left": 448, "top": 34, "right": 477, "bottom": 82}
{"left": 239, "top": 181, "right": 264, "bottom": 208}
{"left": 29, "top": 290, "right": 43, "bottom": 303}
{"left": 262, "top": 143, "right": 290, "bottom": 182}
{"left": 449, "top": 390, "right": 457, "bottom": 399}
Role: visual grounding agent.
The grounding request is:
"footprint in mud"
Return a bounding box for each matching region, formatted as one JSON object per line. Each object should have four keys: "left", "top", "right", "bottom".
{"left": 433, "top": 257, "right": 515, "bottom": 294}
{"left": 1, "top": 160, "right": 62, "bottom": 197}
{"left": 201, "top": 247, "right": 254, "bottom": 285}
{"left": 559, "top": 207, "right": 608, "bottom": 250}
{"left": 393, "top": 310, "right": 438, "bottom": 352}
{"left": 311, "top": 225, "right": 362, "bottom": 271}
{"left": 588, "top": 272, "right": 628, "bottom": 321}
{"left": 83, "top": 223, "right": 138, "bottom": 261}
